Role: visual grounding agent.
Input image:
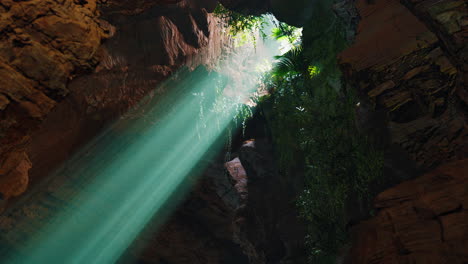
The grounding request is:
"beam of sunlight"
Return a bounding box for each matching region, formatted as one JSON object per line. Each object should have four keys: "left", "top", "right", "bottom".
{"left": 3, "top": 16, "right": 301, "bottom": 264}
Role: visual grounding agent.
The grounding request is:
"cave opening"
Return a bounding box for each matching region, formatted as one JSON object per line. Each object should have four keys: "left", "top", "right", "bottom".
{"left": 0, "top": 11, "right": 302, "bottom": 264}
{"left": 0, "top": 0, "right": 466, "bottom": 263}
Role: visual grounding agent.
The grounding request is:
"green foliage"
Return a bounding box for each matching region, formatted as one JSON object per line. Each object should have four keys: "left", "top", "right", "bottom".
{"left": 257, "top": 1, "right": 385, "bottom": 262}
{"left": 213, "top": 3, "right": 266, "bottom": 38}
{"left": 293, "top": 90, "right": 384, "bottom": 263}
{"left": 272, "top": 46, "right": 305, "bottom": 78}
{"left": 308, "top": 66, "right": 320, "bottom": 78}
{"left": 272, "top": 22, "right": 302, "bottom": 44}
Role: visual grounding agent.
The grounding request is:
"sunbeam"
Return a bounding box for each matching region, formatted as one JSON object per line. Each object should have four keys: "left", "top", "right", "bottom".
{"left": 2, "top": 15, "right": 298, "bottom": 264}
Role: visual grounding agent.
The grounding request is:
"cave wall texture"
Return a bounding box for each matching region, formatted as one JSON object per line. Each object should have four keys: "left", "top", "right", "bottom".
{"left": 217, "top": 0, "right": 468, "bottom": 262}
{"left": 0, "top": 0, "right": 109, "bottom": 204}
{"left": 0, "top": 1, "right": 243, "bottom": 263}
{"left": 0, "top": 0, "right": 466, "bottom": 263}
{"left": 338, "top": 1, "right": 467, "bottom": 263}
{"left": 0, "top": 0, "right": 225, "bottom": 207}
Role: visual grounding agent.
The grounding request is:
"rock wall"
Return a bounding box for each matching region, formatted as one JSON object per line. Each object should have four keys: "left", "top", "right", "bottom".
{"left": 0, "top": 1, "right": 247, "bottom": 263}
{"left": 0, "top": 0, "right": 109, "bottom": 206}
{"left": 0, "top": 0, "right": 466, "bottom": 263}
{"left": 132, "top": 156, "right": 248, "bottom": 264}
{"left": 0, "top": 0, "right": 226, "bottom": 209}
{"left": 339, "top": 0, "right": 467, "bottom": 170}
{"left": 347, "top": 158, "right": 468, "bottom": 264}
{"left": 339, "top": 0, "right": 468, "bottom": 262}
{"left": 235, "top": 139, "right": 308, "bottom": 264}
{"left": 27, "top": 0, "right": 226, "bottom": 188}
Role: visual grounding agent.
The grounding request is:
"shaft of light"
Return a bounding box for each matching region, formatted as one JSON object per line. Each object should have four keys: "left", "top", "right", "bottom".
{"left": 5, "top": 16, "right": 290, "bottom": 264}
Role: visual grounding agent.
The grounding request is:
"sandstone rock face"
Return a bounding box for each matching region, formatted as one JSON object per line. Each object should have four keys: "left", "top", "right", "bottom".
{"left": 231, "top": 139, "right": 307, "bottom": 264}
{"left": 0, "top": 151, "right": 31, "bottom": 211}
{"left": 1, "top": 1, "right": 466, "bottom": 263}
{"left": 401, "top": 0, "right": 468, "bottom": 106}
{"left": 0, "top": 0, "right": 109, "bottom": 203}
{"left": 346, "top": 159, "right": 468, "bottom": 264}
{"left": 0, "top": 0, "right": 226, "bottom": 207}
{"left": 137, "top": 138, "right": 306, "bottom": 264}
{"left": 132, "top": 159, "right": 248, "bottom": 264}
{"left": 0, "top": 1, "right": 242, "bottom": 263}
{"left": 0, "top": 150, "right": 245, "bottom": 263}
{"left": 339, "top": 0, "right": 467, "bottom": 170}
{"left": 340, "top": 0, "right": 468, "bottom": 262}
{"left": 27, "top": 1, "right": 226, "bottom": 186}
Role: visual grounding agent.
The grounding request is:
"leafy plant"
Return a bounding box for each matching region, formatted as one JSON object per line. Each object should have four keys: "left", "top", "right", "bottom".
{"left": 272, "top": 45, "right": 305, "bottom": 78}
{"left": 272, "top": 22, "right": 302, "bottom": 44}
{"left": 308, "top": 66, "right": 320, "bottom": 78}
{"left": 255, "top": 1, "right": 385, "bottom": 262}
{"left": 213, "top": 3, "right": 267, "bottom": 38}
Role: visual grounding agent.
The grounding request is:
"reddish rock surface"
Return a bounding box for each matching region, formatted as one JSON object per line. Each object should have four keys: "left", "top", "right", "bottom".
{"left": 122, "top": 158, "right": 248, "bottom": 264}
{"left": 0, "top": 151, "right": 248, "bottom": 263}
{"left": 0, "top": 0, "right": 110, "bottom": 204}
{"left": 340, "top": 0, "right": 468, "bottom": 262}
{"left": 401, "top": 0, "right": 468, "bottom": 106}
{"left": 339, "top": 0, "right": 467, "bottom": 169}
{"left": 0, "top": 0, "right": 226, "bottom": 208}
{"left": 27, "top": 0, "right": 226, "bottom": 188}
{"left": 0, "top": 0, "right": 466, "bottom": 263}
{"left": 346, "top": 158, "right": 468, "bottom": 264}
{"left": 0, "top": 1, "right": 242, "bottom": 263}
